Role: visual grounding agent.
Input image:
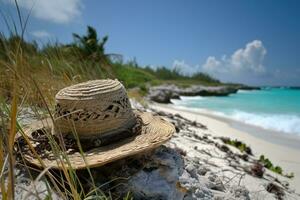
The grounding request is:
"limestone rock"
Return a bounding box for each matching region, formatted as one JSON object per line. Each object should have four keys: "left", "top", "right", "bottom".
{"left": 148, "top": 84, "right": 239, "bottom": 104}
{"left": 126, "top": 146, "right": 185, "bottom": 200}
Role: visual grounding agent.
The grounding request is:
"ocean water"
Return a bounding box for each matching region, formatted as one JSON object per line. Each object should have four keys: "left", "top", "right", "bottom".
{"left": 171, "top": 88, "right": 300, "bottom": 135}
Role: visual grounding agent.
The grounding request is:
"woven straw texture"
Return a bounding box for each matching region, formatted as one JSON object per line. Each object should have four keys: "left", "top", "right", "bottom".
{"left": 54, "top": 79, "right": 136, "bottom": 139}
{"left": 19, "top": 111, "right": 175, "bottom": 169}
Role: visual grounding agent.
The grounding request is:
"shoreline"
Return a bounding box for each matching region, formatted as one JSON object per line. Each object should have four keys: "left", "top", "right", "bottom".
{"left": 150, "top": 103, "right": 300, "bottom": 193}
{"left": 170, "top": 104, "right": 300, "bottom": 151}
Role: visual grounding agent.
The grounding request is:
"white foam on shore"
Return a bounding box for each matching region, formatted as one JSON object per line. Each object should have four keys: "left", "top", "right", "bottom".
{"left": 175, "top": 96, "right": 205, "bottom": 101}
{"left": 228, "top": 110, "right": 300, "bottom": 135}
{"left": 170, "top": 103, "right": 300, "bottom": 135}
{"left": 237, "top": 90, "right": 252, "bottom": 94}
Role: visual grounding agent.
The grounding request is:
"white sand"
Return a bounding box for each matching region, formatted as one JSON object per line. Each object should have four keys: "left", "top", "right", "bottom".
{"left": 150, "top": 103, "right": 300, "bottom": 193}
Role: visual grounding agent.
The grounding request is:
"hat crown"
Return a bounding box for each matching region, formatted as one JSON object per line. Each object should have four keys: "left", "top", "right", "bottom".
{"left": 54, "top": 79, "right": 136, "bottom": 139}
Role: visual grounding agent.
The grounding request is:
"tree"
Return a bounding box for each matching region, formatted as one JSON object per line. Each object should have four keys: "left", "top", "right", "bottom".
{"left": 72, "top": 26, "right": 109, "bottom": 64}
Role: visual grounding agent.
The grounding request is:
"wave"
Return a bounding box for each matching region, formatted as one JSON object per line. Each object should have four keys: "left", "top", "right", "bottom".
{"left": 237, "top": 90, "right": 253, "bottom": 94}
{"left": 219, "top": 110, "right": 300, "bottom": 135}
{"left": 170, "top": 96, "right": 205, "bottom": 104}
{"left": 179, "top": 96, "right": 205, "bottom": 100}
{"left": 171, "top": 103, "right": 300, "bottom": 135}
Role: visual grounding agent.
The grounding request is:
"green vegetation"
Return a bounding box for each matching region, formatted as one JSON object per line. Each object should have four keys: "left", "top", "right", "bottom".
{"left": 226, "top": 139, "right": 252, "bottom": 154}
{"left": 221, "top": 137, "right": 294, "bottom": 179}
{"left": 0, "top": 25, "right": 221, "bottom": 105}
{"left": 220, "top": 137, "right": 252, "bottom": 155}
{"left": 259, "top": 155, "right": 294, "bottom": 178}
{"left": 72, "top": 25, "right": 109, "bottom": 63}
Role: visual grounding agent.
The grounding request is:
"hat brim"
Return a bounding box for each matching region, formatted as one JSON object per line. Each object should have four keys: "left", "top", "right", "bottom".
{"left": 16, "top": 111, "right": 175, "bottom": 170}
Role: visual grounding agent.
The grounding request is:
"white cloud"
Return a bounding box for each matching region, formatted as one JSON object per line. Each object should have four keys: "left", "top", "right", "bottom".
{"left": 202, "top": 40, "right": 267, "bottom": 75}
{"left": 172, "top": 60, "right": 199, "bottom": 75}
{"left": 202, "top": 56, "right": 222, "bottom": 72}
{"left": 7, "top": 0, "right": 82, "bottom": 24}
{"left": 31, "top": 30, "right": 51, "bottom": 38}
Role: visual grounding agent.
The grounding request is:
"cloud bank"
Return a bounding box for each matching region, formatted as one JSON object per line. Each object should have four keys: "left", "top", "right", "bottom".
{"left": 170, "top": 40, "right": 268, "bottom": 84}
{"left": 7, "top": 0, "right": 83, "bottom": 24}
{"left": 202, "top": 40, "right": 267, "bottom": 76}
{"left": 172, "top": 60, "right": 200, "bottom": 75}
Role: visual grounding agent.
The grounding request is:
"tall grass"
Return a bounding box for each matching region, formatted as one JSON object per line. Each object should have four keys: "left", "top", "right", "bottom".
{"left": 0, "top": 4, "right": 135, "bottom": 200}
{"left": 7, "top": 81, "right": 17, "bottom": 200}
{"left": 0, "top": 61, "right": 131, "bottom": 199}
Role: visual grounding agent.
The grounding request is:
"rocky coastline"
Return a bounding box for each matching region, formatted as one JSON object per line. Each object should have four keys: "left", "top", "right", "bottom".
{"left": 148, "top": 84, "right": 260, "bottom": 103}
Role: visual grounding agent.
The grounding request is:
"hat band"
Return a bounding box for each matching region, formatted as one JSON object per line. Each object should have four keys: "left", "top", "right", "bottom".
{"left": 84, "top": 127, "right": 137, "bottom": 148}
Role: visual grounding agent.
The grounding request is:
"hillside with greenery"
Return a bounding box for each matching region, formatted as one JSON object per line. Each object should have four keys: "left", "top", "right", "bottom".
{"left": 0, "top": 26, "right": 221, "bottom": 105}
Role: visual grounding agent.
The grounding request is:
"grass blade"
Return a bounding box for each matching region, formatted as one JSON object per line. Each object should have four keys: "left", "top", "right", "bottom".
{"left": 7, "top": 80, "right": 18, "bottom": 200}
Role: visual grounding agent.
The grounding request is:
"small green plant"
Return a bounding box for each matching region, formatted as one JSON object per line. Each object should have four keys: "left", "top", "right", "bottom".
{"left": 259, "top": 155, "right": 293, "bottom": 178}
{"left": 139, "top": 84, "right": 148, "bottom": 95}
{"left": 220, "top": 137, "right": 252, "bottom": 155}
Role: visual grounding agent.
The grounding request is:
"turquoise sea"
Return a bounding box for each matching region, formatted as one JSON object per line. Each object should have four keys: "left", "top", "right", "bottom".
{"left": 172, "top": 88, "right": 300, "bottom": 135}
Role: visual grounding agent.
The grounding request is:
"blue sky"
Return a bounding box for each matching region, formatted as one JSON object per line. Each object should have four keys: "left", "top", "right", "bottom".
{"left": 1, "top": 0, "right": 300, "bottom": 86}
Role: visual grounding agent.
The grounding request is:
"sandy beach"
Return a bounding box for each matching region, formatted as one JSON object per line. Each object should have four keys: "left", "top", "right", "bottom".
{"left": 150, "top": 103, "right": 300, "bottom": 193}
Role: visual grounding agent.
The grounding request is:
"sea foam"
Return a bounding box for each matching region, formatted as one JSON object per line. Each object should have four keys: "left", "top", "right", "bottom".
{"left": 172, "top": 101, "right": 300, "bottom": 135}
{"left": 172, "top": 88, "right": 300, "bottom": 135}
{"left": 227, "top": 110, "right": 300, "bottom": 135}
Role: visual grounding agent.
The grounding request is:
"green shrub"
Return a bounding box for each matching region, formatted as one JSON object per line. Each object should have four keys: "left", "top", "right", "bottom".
{"left": 221, "top": 137, "right": 252, "bottom": 155}
{"left": 112, "top": 63, "right": 156, "bottom": 88}
{"left": 139, "top": 84, "right": 148, "bottom": 95}
{"left": 191, "top": 72, "right": 220, "bottom": 84}
{"left": 0, "top": 24, "right": 223, "bottom": 103}
{"left": 259, "top": 155, "right": 293, "bottom": 178}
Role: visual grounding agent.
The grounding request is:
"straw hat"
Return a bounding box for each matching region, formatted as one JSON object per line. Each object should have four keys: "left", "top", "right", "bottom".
{"left": 16, "top": 79, "right": 175, "bottom": 169}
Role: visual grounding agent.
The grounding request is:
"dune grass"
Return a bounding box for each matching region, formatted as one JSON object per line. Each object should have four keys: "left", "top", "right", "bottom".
{"left": 0, "top": 24, "right": 126, "bottom": 200}
{"left": 0, "top": 71, "right": 134, "bottom": 199}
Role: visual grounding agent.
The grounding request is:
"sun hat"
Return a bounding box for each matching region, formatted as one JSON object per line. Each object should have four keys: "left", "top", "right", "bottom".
{"left": 15, "top": 79, "right": 175, "bottom": 170}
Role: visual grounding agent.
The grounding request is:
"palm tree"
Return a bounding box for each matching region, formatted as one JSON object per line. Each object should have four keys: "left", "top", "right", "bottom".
{"left": 72, "top": 26, "right": 109, "bottom": 64}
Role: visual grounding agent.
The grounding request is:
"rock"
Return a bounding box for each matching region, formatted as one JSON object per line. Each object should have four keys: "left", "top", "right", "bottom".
{"left": 236, "top": 85, "right": 261, "bottom": 90}
{"left": 125, "top": 146, "right": 186, "bottom": 200}
{"left": 238, "top": 153, "right": 249, "bottom": 161}
{"left": 218, "top": 144, "right": 230, "bottom": 153}
{"left": 179, "top": 170, "right": 213, "bottom": 200}
{"left": 130, "top": 99, "right": 146, "bottom": 111}
{"left": 148, "top": 84, "right": 239, "bottom": 104}
{"left": 265, "top": 182, "right": 285, "bottom": 199}
{"left": 148, "top": 87, "right": 180, "bottom": 103}
{"left": 154, "top": 109, "right": 207, "bottom": 132}
{"left": 244, "top": 146, "right": 252, "bottom": 155}
{"left": 179, "top": 158, "right": 227, "bottom": 199}
{"left": 171, "top": 92, "right": 181, "bottom": 99}
{"left": 13, "top": 168, "right": 60, "bottom": 200}
{"left": 185, "top": 163, "right": 198, "bottom": 179}
{"left": 18, "top": 107, "right": 40, "bottom": 125}
{"left": 180, "top": 85, "right": 238, "bottom": 97}
{"left": 218, "top": 136, "right": 231, "bottom": 144}
{"left": 171, "top": 120, "right": 185, "bottom": 133}
{"left": 205, "top": 172, "right": 226, "bottom": 192}
{"left": 227, "top": 186, "right": 250, "bottom": 200}
{"left": 174, "top": 113, "right": 183, "bottom": 118}
{"left": 197, "top": 166, "right": 210, "bottom": 176}
{"left": 251, "top": 162, "right": 265, "bottom": 178}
